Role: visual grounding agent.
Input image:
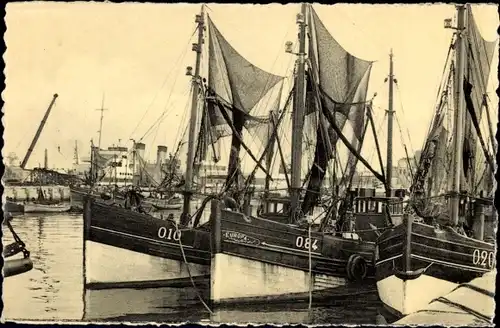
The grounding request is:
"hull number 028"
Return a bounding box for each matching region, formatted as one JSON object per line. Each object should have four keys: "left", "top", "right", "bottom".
{"left": 472, "top": 249, "right": 495, "bottom": 269}
{"left": 158, "top": 227, "right": 181, "bottom": 241}
{"left": 295, "top": 236, "right": 319, "bottom": 251}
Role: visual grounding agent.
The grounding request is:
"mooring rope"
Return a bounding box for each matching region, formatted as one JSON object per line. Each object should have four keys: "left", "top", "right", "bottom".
{"left": 5, "top": 216, "right": 30, "bottom": 258}
{"left": 173, "top": 221, "right": 214, "bottom": 315}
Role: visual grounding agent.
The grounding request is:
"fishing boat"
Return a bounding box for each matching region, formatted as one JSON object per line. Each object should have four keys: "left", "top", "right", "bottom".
{"left": 24, "top": 203, "right": 71, "bottom": 213}
{"left": 3, "top": 213, "right": 34, "bottom": 278}
{"left": 374, "top": 4, "right": 497, "bottom": 319}
{"left": 72, "top": 139, "right": 184, "bottom": 212}
{"left": 22, "top": 186, "right": 72, "bottom": 213}
{"left": 208, "top": 4, "right": 407, "bottom": 304}
{"left": 82, "top": 5, "right": 283, "bottom": 289}
{"left": 149, "top": 201, "right": 182, "bottom": 211}
{"left": 4, "top": 199, "right": 25, "bottom": 213}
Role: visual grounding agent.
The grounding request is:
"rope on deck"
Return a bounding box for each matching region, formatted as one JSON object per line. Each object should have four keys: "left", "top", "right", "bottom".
{"left": 424, "top": 296, "right": 492, "bottom": 323}
{"left": 456, "top": 281, "right": 495, "bottom": 298}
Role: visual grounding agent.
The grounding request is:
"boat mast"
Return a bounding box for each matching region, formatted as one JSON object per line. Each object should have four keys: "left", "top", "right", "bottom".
{"left": 89, "top": 139, "right": 97, "bottom": 187}
{"left": 385, "top": 49, "right": 395, "bottom": 197}
{"left": 450, "top": 4, "right": 466, "bottom": 226}
{"left": 96, "top": 93, "right": 108, "bottom": 150}
{"left": 290, "top": 3, "right": 308, "bottom": 223}
{"left": 264, "top": 111, "right": 275, "bottom": 213}
{"left": 182, "top": 5, "right": 205, "bottom": 217}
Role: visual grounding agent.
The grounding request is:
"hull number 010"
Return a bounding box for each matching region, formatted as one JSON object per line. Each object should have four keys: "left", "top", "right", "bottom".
{"left": 472, "top": 249, "right": 495, "bottom": 269}
{"left": 295, "top": 236, "right": 319, "bottom": 251}
{"left": 158, "top": 227, "right": 181, "bottom": 241}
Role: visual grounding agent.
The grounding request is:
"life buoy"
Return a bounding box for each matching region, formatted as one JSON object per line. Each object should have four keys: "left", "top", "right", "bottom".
{"left": 4, "top": 258, "right": 34, "bottom": 278}
{"left": 346, "top": 254, "right": 367, "bottom": 282}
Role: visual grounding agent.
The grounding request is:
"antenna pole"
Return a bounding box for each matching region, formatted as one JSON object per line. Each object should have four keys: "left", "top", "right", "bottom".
{"left": 182, "top": 5, "right": 205, "bottom": 218}
{"left": 96, "top": 93, "right": 108, "bottom": 149}
{"left": 386, "top": 49, "right": 395, "bottom": 197}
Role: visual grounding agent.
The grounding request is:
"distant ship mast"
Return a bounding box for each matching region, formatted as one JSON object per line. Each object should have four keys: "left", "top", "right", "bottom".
{"left": 96, "top": 93, "right": 108, "bottom": 149}
{"left": 73, "top": 140, "right": 79, "bottom": 165}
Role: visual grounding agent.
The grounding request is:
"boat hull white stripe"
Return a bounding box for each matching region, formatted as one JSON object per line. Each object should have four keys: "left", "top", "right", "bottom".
{"left": 90, "top": 226, "right": 207, "bottom": 251}
{"left": 375, "top": 254, "right": 402, "bottom": 266}
{"left": 411, "top": 254, "right": 490, "bottom": 273}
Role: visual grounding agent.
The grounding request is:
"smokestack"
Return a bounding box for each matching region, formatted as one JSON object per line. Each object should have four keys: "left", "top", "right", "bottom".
{"left": 134, "top": 142, "right": 146, "bottom": 181}
{"left": 156, "top": 145, "right": 168, "bottom": 167}
{"left": 135, "top": 142, "right": 146, "bottom": 160}
{"left": 44, "top": 149, "right": 48, "bottom": 169}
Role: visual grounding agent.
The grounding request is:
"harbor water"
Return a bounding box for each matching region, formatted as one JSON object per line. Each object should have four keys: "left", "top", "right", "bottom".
{"left": 2, "top": 213, "right": 383, "bottom": 324}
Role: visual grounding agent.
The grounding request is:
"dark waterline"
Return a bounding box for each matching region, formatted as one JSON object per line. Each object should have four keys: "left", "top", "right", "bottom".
{"left": 2, "top": 213, "right": 383, "bottom": 324}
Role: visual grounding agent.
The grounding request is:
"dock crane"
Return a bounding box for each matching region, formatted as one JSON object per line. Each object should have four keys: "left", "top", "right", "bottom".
{"left": 20, "top": 94, "right": 59, "bottom": 170}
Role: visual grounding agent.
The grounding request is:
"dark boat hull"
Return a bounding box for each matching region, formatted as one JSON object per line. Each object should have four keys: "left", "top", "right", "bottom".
{"left": 70, "top": 187, "right": 87, "bottom": 209}
{"left": 210, "top": 203, "right": 379, "bottom": 304}
{"left": 375, "top": 216, "right": 495, "bottom": 317}
{"left": 4, "top": 200, "right": 25, "bottom": 213}
{"left": 83, "top": 198, "right": 211, "bottom": 289}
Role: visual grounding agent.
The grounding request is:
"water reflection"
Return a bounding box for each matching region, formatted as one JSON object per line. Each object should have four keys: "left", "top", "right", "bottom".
{"left": 3, "top": 212, "right": 382, "bottom": 324}
{"left": 2, "top": 214, "right": 83, "bottom": 321}
{"left": 83, "top": 287, "right": 209, "bottom": 322}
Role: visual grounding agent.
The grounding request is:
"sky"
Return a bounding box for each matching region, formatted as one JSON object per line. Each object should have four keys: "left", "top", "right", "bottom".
{"left": 3, "top": 2, "right": 499, "bottom": 171}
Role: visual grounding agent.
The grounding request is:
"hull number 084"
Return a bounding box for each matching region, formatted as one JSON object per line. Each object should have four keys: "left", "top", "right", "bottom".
{"left": 157, "top": 227, "right": 181, "bottom": 241}
{"left": 295, "top": 236, "right": 319, "bottom": 251}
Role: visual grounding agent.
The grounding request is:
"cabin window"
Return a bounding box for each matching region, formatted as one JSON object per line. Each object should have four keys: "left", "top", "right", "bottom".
{"left": 342, "top": 232, "right": 360, "bottom": 240}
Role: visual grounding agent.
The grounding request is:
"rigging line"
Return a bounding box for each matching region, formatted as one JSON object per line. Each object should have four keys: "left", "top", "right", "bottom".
{"left": 136, "top": 63, "right": 194, "bottom": 147}
{"left": 139, "top": 72, "right": 192, "bottom": 142}
{"left": 239, "top": 85, "right": 283, "bottom": 166}
{"left": 394, "top": 113, "right": 409, "bottom": 155}
{"left": 139, "top": 83, "right": 192, "bottom": 142}
{"left": 210, "top": 5, "right": 294, "bottom": 97}
{"left": 128, "top": 26, "right": 198, "bottom": 140}
{"left": 431, "top": 37, "right": 456, "bottom": 111}
{"left": 252, "top": 20, "right": 295, "bottom": 114}
{"left": 394, "top": 84, "right": 416, "bottom": 155}
{"left": 367, "top": 104, "right": 386, "bottom": 182}
{"left": 364, "top": 112, "right": 387, "bottom": 168}
{"left": 424, "top": 55, "right": 454, "bottom": 138}
{"left": 153, "top": 88, "right": 190, "bottom": 154}
{"left": 173, "top": 118, "right": 189, "bottom": 164}
{"left": 243, "top": 100, "right": 291, "bottom": 190}
{"left": 251, "top": 79, "right": 293, "bottom": 170}
{"left": 466, "top": 45, "right": 489, "bottom": 100}
{"left": 331, "top": 6, "right": 385, "bottom": 55}
{"left": 467, "top": 18, "right": 494, "bottom": 92}
{"left": 268, "top": 105, "right": 291, "bottom": 188}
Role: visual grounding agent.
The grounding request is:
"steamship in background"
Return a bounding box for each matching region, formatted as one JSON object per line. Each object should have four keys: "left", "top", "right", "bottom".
{"left": 70, "top": 142, "right": 181, "bottom": 210}
{"left": 68, "top": 141, "right": 243, "bottom": 211}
